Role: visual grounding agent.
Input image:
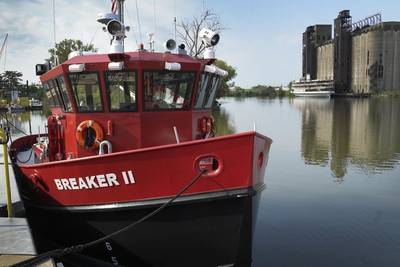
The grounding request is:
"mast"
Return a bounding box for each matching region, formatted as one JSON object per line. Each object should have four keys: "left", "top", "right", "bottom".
{"left": 118, "top": 0, "right": 125, "bottom": 49}
{"left": 97, "top": 0, "right": 129, "bottom": 55}
{"left": 52, "top": 0, "right": 58, "bottom": 65}
{"left": 0, "top": 33, "right": 7, "bottom": 72}
{"left": 0, "top": 33, "right": 8, "bottom": 62}
{"left": 118, "top": 0, "right": 124, "bottom": 24}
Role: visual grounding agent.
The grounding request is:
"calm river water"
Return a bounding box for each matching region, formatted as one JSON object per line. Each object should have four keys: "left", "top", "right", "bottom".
{"left": 217, "top": 97, "right": 400, "bottom": 267}
{"left": 1, "top": 97, "right": 400, "bottom": 266}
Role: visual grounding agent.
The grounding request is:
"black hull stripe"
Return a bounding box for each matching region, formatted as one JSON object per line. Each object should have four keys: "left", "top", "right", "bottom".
{"left": 22, "top": 185, "right": 265, "bottom": 213}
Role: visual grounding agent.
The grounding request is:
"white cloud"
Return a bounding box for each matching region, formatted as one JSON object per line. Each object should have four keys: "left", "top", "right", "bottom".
{"left": 0, "top": 0, "right": 300, "bottom": 87}
{"left": 0, "top": 0, "right": 198, "bottom": 83}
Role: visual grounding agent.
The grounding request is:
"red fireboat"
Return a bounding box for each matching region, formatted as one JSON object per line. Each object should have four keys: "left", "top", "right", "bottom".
{"left": 9, "top": 1, "right": 272, "bottom": 266}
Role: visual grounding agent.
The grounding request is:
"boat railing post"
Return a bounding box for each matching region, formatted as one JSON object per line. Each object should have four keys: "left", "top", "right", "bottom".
{"left": 0, "top": 126, "right": 13, "bottom": 218}
{"left": 173, "top": 126, "right": 180, "bottom": 144}
{"left": 28, "top": 113, "right": 32, "bottom": 135}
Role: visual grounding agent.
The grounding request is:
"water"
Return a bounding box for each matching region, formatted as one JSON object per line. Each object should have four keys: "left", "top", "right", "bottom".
{"left": 1, "top": 98, "right": 400, "bottom": 266}
{"left": 216, "top": 97, "right": 400, "bottom": 267}
{"left": 0, "top": 111, "right": 47, "bottom": 203}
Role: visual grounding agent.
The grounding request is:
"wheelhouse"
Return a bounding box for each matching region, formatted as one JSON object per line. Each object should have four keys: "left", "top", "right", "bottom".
{"left": 39, "top": 51, "right": 226, "bottom": 160}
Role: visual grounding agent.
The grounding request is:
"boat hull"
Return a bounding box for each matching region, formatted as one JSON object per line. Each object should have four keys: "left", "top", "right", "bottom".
{"left": 293, "top": 91, "right": 334, "bottom": 97}
{"left": 22, "top": 192, "right": 260, "bottom": 266}
{"left": 10, "top": 131, "right": 271, "bottom": 265}
{"left": 11, "top": 132, "right": 271, "bottom": 207}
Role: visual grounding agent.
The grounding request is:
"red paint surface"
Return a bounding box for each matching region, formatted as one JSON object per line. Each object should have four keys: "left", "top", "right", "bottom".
{"left": 11, "top": 51, "right": 273, "bottom": 208}
{"left": 40, "top": 51, "right": 214, "bottom": 158}
{"left": 12, "top": 132, "right": 272, "bottom": 206}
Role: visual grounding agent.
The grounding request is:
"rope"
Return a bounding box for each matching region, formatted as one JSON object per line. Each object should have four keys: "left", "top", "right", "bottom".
{"left": 88, "top": 26, "right": 99, "bottom": 48}
{"left": 0, "top": 112, "right": 28, "bottom": 136}
{"left": 0, "top": 117, "right": 32, "bottom": 163}
{"left": 15, "top": 148, "right": 34, "bottom": 164}
{"left": 124, "top": 1, "right": 139, "bottom": 46}
{"left": 12, "top": 169, "right": 207, "bottom": 267}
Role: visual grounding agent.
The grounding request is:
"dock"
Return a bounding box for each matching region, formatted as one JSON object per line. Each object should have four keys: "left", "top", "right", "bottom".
{"left": 0, "top": 217, "right": 57, "bottom": 266}
{"left": 0, "top": 217, "right": 35, "bottom": 266}
{"left": 0, "top": 155, "right": 47, "bottom": 265}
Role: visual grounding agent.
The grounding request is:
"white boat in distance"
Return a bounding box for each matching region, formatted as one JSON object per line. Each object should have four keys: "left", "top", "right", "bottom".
{"left": 29, "top": 98, "right": 43, "bottom": 109}
{"left": 292, "top": 79, "right": 335, "bottom": 97}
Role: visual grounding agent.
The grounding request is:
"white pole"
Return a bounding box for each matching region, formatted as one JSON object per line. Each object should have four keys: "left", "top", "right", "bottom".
{"left": 173, "top": 126, "right": 180, "bottom": 144}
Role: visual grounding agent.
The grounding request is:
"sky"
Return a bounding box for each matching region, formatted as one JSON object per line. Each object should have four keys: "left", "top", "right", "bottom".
{"left": 0, "top": 0, "right": 399, "bottom": 88}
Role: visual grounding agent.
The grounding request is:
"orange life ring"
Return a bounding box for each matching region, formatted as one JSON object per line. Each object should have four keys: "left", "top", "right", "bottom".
{"left": 76, "top": 120, "right": 104, "bottom": 149}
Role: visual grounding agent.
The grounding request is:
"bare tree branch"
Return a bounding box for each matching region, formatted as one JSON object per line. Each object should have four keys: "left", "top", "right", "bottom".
{"left": 176, "top": 9, "right": 225, "bottom": 58}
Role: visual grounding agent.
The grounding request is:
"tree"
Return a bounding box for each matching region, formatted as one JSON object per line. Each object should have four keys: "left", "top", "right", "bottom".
{"left": 19, "top": 83, "right": 45, "bottom": 99}
{"left": 249, "top": 85, "right": 276, "bottom": 96}
{"left": 177, "top": 9, "right": 224, "bottom": 57}
{"left": 0, "top": 71, "right": 23, "bottom": 98}
{"left": 49, "top": 39, "right": 97, "bottom": 64}
{"left": 0, "top": 71, "right": 23, "bottom": 87}
{"left": 213, "top": 59, "right": 237, "bottom": 98}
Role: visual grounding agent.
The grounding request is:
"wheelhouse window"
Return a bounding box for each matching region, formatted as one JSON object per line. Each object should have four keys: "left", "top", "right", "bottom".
{"left": 44, "top": 80, "right": 62, "bottom": 108}
{"left": 143, "top": 71, "right": 194, "bottom": 111}
{"left": 105, "top": 71, "right": 137, "bottom": 111}
{"left": 204, "top": 76, "right": 220, "bottom": 108}
{"left": 194, "top": 73, "right": 221, "bottom": 109}
{"left": 69, "top": 73, "right": 103, "bottom": 112}
{"left": 56, "top": 75, "right": 72, "bottom": 112}
{"left": 43, "top": 83, "right": 53, "bottom": 107}
{"left": 194, "top": 74, "right": 209, "bottom": 109}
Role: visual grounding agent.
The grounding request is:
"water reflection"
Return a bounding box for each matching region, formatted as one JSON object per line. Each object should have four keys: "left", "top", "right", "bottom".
{"left": 213, "top": 107, "right": 236, "bottom": 136}
{"left": 293, "top": 98, "right": 400, "bottom": 180}
{"left": 0, "top": 110, "right": 47, "bottom": 137}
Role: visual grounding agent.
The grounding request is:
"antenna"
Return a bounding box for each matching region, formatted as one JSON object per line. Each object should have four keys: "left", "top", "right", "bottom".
{"left": 3, "top": 36, "right": 6, "bottom": 72}
{"left": 153, "top": 0, "right": 157, "bottom": 36}
{"left": 148, "top": 33, "right": 155, "bottom": 52}
{"left": 52, "top": 0, "right": 58, "bottom": 65}
{"left": 174, "top": 17, "right": 177, "bottom": 42}
{"left": 135, "top": 0, "right": 143, "bottom": 44}
{"left": 0, "top": 33, "right": 8, "bottom": 72}
{"left": 174, "top": 0, "right": 177, "bottom": 42}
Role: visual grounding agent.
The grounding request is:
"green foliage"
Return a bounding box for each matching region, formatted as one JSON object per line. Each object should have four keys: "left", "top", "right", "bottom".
{"left": 249, "top": 85, "right": 275, "bottom": 96}
{"left": 49, "top": 39, "right": 98, "bottom": 64}
{"left": 225, "top": 84, "right": 293, "bottom": 98}
{"left": 0, "top": 71, "right": 23, "bottom": 99}
{"left": 372, "top": 90, "right": 400, "bottom": 97}
{"left": 19, "top": 83, "right": 44, "bottom": 98}
{"left": 0, "top": 71, "right": 45, "bottom": 102}
{"left": 212, "top": 109, "right": 236, "bottom": 136}
{"left": 0, "top": 70, "right": 23, "bottom": 89}
{"left": 213, "top": 59, "right": 237, "bottom": 98}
